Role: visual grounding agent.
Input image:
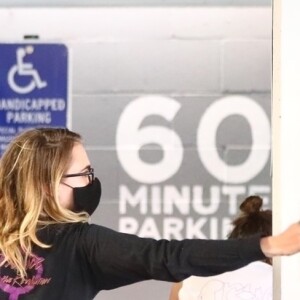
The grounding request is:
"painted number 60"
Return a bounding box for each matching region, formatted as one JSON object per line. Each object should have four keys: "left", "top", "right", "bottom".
{"left": 116, "top": 96, "right": 270, "bottom": 184}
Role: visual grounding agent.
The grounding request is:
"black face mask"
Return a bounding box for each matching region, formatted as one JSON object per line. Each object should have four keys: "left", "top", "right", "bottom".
{"left": 72, "top": 177, "right": 102, "bottom": 215}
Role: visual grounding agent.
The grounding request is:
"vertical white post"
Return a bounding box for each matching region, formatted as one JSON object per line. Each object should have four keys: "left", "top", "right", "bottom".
{"left": 273, "top": 0, "right": 300, "bottom": 299}
{"left": 272, "top": 0, "right": 281, "bottom": 299}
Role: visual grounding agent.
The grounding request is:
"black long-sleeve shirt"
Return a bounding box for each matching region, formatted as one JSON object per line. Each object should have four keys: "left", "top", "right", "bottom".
{"left": 0, "top": 222, "right": 265, "bottom": 300}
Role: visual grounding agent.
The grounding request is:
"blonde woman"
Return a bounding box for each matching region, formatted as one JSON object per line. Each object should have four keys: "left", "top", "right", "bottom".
{"left": 0, "top": 128, "right": 299, "bottom": 300}
{"left": 169, "top": 196, "right": 273, "bottom": 300}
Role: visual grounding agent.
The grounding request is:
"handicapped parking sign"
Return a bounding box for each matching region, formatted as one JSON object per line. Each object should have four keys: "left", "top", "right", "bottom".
{"left": 0, "top": 43, "right": 70, "bottom": 156}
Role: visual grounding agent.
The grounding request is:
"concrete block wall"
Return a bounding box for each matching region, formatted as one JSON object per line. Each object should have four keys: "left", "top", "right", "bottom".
{"left": 0, "top": 7, "right": 272, "bottom": 300}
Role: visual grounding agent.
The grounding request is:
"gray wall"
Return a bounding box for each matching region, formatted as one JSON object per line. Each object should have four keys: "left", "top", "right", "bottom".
{"left": 0, "top": 6, "right": 272, "bottom": 300}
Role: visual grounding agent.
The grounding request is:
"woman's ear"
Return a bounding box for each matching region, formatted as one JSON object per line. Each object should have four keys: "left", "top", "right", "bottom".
{"left": 57, "top": 182, "right": 75, "bottom": 211}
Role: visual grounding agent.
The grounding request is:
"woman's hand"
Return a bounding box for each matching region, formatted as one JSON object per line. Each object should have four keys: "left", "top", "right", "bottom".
{"left": 260, "top": 222, "right": 300, "bottom": 257}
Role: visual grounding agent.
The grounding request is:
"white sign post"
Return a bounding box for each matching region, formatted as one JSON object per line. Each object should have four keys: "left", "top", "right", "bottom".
{"left": 273, "top": 0, "right": 300, "bottom": 299}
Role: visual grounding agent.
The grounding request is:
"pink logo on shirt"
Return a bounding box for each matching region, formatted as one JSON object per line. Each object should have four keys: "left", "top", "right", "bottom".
{"left": 0, "top": 254, "right": 51, "bottom": 300}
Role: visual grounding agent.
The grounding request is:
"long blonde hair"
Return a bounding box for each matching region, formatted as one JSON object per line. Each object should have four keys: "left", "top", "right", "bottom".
{"left": 0, "top": 128, "right": 89, "bottom": 278}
